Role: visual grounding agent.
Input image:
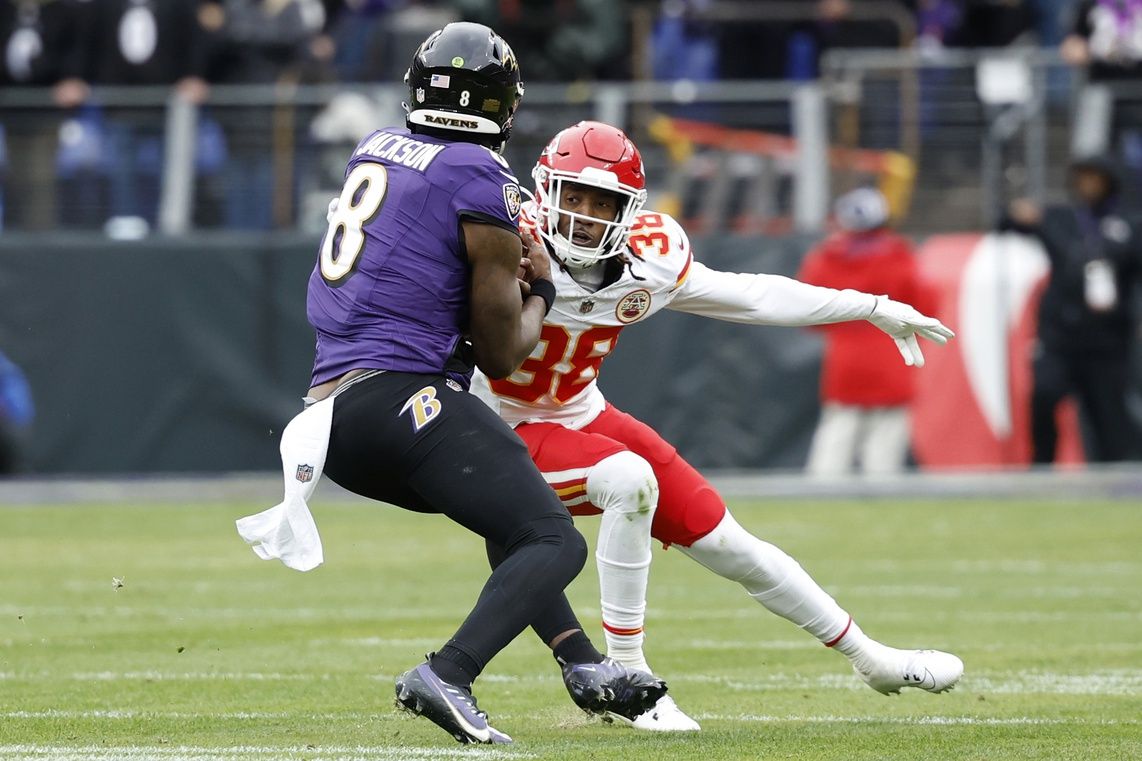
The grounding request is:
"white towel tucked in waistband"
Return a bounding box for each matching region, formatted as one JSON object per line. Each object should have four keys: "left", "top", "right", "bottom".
{"left": 235, "top": 395, "right": 333, "bottom": 571}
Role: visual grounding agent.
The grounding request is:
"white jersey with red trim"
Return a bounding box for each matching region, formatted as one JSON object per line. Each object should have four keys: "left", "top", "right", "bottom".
{"left": 471, "top": 203, "right": 881, "bottom": 429}
{"left": 471, "top": 206, "right": 695, "bottom": 429}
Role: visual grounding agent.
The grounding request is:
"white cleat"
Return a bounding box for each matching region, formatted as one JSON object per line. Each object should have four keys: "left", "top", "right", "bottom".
{"left": 612, "top": 695, "right": 701, "bottom": 732}
{"left": 854, "top": 647, "right": 964, "bottom": 695}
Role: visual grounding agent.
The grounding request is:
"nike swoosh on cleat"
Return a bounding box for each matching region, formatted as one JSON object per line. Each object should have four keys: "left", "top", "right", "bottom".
{"left": 429, "top": 686, "right": 489, "bottom": 742}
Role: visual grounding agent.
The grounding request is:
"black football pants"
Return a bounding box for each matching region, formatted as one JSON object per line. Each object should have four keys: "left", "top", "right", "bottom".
{"left": 1032, "top": 349, "right": 1138, "bottom": 463}
{"left": 322, "top": 371, "right": 587, "bottom": 677}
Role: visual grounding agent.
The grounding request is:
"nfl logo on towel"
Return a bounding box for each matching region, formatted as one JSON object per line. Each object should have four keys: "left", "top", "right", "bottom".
{"left": 295, "top": 464, "right": 314, "bottom": 483}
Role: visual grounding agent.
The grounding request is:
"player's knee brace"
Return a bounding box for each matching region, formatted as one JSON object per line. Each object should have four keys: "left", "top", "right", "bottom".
{"left": 586, "top": 451, "right": 660, "bottom": 517}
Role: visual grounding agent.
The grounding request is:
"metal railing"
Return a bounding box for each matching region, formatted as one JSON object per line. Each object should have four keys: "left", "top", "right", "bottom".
{"left": 686, "top": 0, "right": 916, "bottom": 43}
{"left": 820, "top": 47, "right": 1142, "bottom": 229}
{"left": 0, "top": 80, "right": 836, "bottom": 236}
{"left": 3, "top": 54, "right": 1139, "bottom": 237}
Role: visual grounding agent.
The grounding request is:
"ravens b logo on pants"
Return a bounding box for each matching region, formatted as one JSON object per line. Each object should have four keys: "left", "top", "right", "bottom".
{"left": 400, "top": 386, "right": 443, "bottom": 432}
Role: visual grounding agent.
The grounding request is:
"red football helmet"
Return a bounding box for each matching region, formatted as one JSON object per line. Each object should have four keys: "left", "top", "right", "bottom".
{"left": 532, "top": 121, "right": 648, "bottom": 269}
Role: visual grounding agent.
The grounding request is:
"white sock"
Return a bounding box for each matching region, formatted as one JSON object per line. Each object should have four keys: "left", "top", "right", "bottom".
{"left": 828, "top": 618, "right": 885, "bottom": 670}
{"left": 586, "top": 451, "right": 658, "bottom": 674}
{"left": 680, "top": 511, "right": 873, "bottom": 659}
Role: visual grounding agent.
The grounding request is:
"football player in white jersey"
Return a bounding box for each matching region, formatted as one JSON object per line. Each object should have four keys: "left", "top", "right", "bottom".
{"left": 470, "top": 121, "right": 963, "bottom": 731}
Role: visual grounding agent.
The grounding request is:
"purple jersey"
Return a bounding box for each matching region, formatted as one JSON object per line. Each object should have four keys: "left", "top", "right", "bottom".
{"left": 307, "top": 127, "right": 523, "bottom": 387}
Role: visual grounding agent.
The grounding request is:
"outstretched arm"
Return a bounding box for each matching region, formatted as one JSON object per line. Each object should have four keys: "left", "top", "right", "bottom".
{"left": 669, "top": 262, "right": 953, "bottom": 366}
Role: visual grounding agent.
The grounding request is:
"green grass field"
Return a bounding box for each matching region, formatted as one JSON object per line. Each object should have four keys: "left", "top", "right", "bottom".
{"left": 2, "top": 496, "right": 1140, "bottom": 760}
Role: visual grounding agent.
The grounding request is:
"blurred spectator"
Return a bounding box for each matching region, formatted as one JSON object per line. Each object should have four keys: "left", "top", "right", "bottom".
{"left": 319, "top": 0, "right": 406, "bottom": 82}
{"left": 203, "top": 0, "right": 327, "bottom": 229}
{"left": 719, "top": 0, "right": 901, "bottom": 81}
{"left": 715, "top": 8, "right": 792, "bottom": 79}
{"left": 914, "top": 0, "right": 1037, "bottom": 49}
{"left": 651, "top": 0, "right": 718, "bottom": 82}
{"left": 65, "top": 0, "right": 215, "bottom": 231}
{"left": 915, "top": 0, "right": 962, "bottom": 49}
{"left": 79, "top": 1, "right": 212, "bottom": 95}
{"left": 0, "top": 349, "right": 34, "bottom": 475}
{"left": 1062, "top": 2, "right": 1142, "bottom": 203}
{"left": 451, "top": 0, "right": 627, "bottom": 81}
{"left": 798, "top": 188, "right": 932, "bottom": 476}
{"left": 806, "top": 0, "right": 902, "bottom": 63}
{"left": 0, "top": 0, "right": 88, "bottom": 230}
{"left": 0, "top": 0, "right": 85, "bottom": 89}
{"left": 1032, "top": 0, "right": 1073, "bottom": 47}
{"left": 1061, "top": 0, "right": 1142, "bottom": 79}
{"left": 205, "top": 0, "right": 328, "bottom": 85}
{"left": 1003, "top": 157, "right": 1142, "bottom": 463}
{"left": 954, "top": 0, "right": 1036, "bottom": 47}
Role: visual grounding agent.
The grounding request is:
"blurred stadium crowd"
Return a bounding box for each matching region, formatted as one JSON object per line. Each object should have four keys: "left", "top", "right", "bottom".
{"left": 1, "top": 1, "right": 1140, "bottom": 475}
{"left": 0, "top": 1, "right": 1123, "bottom": 94}
{"left": 0, "top": 1, "right": 1138, "bottom": 232}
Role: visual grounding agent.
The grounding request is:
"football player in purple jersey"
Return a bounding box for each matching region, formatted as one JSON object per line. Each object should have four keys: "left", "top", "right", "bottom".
{"left": 268, "top": 23, "right": 664, "bottom": 745}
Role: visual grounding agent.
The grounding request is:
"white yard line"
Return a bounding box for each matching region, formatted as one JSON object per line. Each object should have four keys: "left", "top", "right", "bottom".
{"left": 831, "top": 585, "right": 1130, "bottom": 599}
{"left": 4, "top": 710, "right": 1135, "bottom": 727}
{"left": 862, "top": 559, "right": 1141, "bottom": 574}
{"left": 309, "top": 637, "right": 440, "bottom": 648}
{"left": 969, "top": 641, "right": 1142, "bottom": 653}
{"left": 6, "top": 603, "right": 1140, "bottom": 625}
{"left": 692, "top": 714, "right": 1138, "bottom": 726}
{"left": 0, "top": 604, "right": 457, "bottom": 621}
{"left": 0, "top": 672, "right": 320, "bottom": 682}
{"left": 2, "top": 710, "right": 295, "bottom": 719}
{"left": 4, "top": 668, "right": 1140, "bottom": 696}
{"left": 947, "top": 560, "right": 1141, "bottom": 575}
{"left": 677, "top": 669, "right": 1142, "bottom": 695}
{"left": 966, "top": 670, "right": 1142, "bottom": 696}
{"left": 875, "top": 610, "right": 1142, "bottom": 624}
{"left": 0, "top": 747, "right": 532, "bottom": 761}
{"left": 684, "top": 638, "right": 818, "bottom": 651}
{"left": 830, "top": 585, "right": 966, "bottom": 598}
{"left": 505, "top": 606, "right": 1142, "bottom": 624}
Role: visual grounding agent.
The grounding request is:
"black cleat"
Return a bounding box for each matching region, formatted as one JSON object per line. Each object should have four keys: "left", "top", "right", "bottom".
{"left": 560, "top": 657, "right": 668, "bottom": 721}
{"left": 394, "top": 662, "right": 512, "bottom": 744}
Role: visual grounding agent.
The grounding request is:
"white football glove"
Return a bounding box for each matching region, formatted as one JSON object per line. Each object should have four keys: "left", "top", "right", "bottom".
{"left": 866, "top": 295, "right": 955, "bottom": 368}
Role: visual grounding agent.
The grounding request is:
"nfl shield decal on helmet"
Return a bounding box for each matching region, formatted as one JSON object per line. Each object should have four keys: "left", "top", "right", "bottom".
{"left": 616, "top": 289, "right": 651, "bottom": 323}
{"left": 503, "top": 183, "right": 522, "bottom": 219}
{"left": 295, "top": 464, "right": 315, "bottom": 483}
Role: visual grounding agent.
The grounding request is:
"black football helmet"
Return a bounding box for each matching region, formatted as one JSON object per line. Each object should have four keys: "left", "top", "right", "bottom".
{"left": 405, "top": 22, "right": 524, "bottom": 151}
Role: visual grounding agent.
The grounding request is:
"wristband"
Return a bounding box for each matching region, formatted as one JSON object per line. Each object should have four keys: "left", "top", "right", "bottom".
{"left": 527, "top": 278, "right": 556, "bottom": 315}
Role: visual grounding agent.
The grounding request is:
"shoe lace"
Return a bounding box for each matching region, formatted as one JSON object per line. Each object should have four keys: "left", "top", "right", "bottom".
{"left": 447, "top": 683, "right": 489, "bottom": 720}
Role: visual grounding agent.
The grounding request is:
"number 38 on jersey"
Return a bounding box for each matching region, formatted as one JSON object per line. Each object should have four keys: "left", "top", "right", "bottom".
{"left": 490, "top": 324, "right": 623, "bottom": 404}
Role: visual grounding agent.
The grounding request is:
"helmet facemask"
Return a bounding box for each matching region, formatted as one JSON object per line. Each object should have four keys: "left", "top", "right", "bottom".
{"left": 533, "top": 165, "right": 647, "bottom": 270}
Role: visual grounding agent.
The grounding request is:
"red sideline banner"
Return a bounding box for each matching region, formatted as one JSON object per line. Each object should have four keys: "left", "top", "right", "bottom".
{"left": 912, "top": 233, "right": 1084, "bottom": 468}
